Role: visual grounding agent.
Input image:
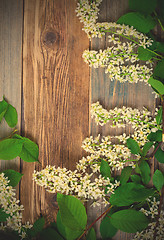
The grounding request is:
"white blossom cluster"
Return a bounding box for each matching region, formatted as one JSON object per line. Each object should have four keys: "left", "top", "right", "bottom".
{"left": 91, "top": 102, "right": 160, "bottom": 146}
{"left": 33, "top": 165, "right": 120, "bottom": 207}
{"left": 76, "top": 0, "right": 153, "bottom": 49}
{"left": 0, "top": 173, "right": 33, "bottom": 239}
{"left": 80, "top": 134, "right": 138, "bottom": 172}
{"left": 83, "top": 46, "right": 153, "bottom": 84}
{"left": 134, "top": 197, "right": 164, "bottom": 240}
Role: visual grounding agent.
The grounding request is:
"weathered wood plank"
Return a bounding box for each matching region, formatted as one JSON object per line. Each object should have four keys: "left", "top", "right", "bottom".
{"left": 88, "top": 0, "right": 157, "bottom": 239}
{"left": 0, "top": 0, "right": 23, "bottom": 171}
{"left": 21, "top": 0, "right": 89, "bottom": 223}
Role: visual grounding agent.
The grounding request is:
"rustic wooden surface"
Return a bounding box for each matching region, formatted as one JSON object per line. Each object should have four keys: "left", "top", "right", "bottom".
{"left": 0, "top": 0, "right": 162, "bottom": 239}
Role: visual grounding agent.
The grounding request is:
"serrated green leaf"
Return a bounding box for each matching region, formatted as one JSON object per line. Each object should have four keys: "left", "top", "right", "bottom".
{"left": 28, "top": 217, "right": 45, "bottom": 238}
{"left": 100, "top": 216, "right": 117, "bottom": 239}
{"left": 0, "top": 98, "right": 8, "bottom": 123}
{"left": 147, "top": 130, "right": 162, "bottom": 142}
{"left": 0, "top": 138, "right": 24, "bottom": 160}
{"left": 142, "top": 142, "right": 154, "bottom": 156}
{"left": 4, "top": 104, "right": 18, "bottom": 128}
{"left": 129, "top": 0, "right": 157, "bottom": 14}
{"left": 154, "top": 60, "right": 164, "bottom": 80}
{"left": 120, "top": 166, "right": 133, "bottom": 185}
{"left": 148, "top": 77, "right": 164, "bottom": 95}
{"left": 2, "top": 169, "right": 23, "bottom": 187}
{"left": 127, "top": 138, "right": 140, "bottom": 154}
{"left": 130, "top": 175, "right": 141, "bottom": 183}
{"left": 139, "top": 161, "right": 151, "bottom": 185}
{"left": 57, "top": 193, "right": 87, "bottom": 231}
{"left": 57, "top": 211, "right": 82, "bottom": 240}
{"left": 153, "top": 169, "right": 164, "bottom": 191}
{"left": 86, "top": 228, "right": 96, "bottom": 240}
{"left": 138, "top": 46, "right": 155, "bottom": 61}
{"left": 156, "top": 107, "right": 162, "bottom": 125}
{"left": 109, "top": 182, "right": 154, "bottom": 206}
{"left": 0, "top": 209, "right": 9, "bottom": 222}
{"left": 12, "top": 134, "right": 39, "bottom": 162}
{"left": 100, "top": 159, "right": 111, "bottom": 179}
{"left": 155, "top": 145, "right": 164, "bottom": 163}
{"left": 110, "top": 210, "right": 149, "bottom": 233}
{"left": 39, "top": 228, "right": 64, "bottom": 240}
{"left": 117, "top": 12, "right": 156, "bottom": 33}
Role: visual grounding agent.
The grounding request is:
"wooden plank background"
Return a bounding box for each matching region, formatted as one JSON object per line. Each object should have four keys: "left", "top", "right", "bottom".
{"left": 0, "top": 0, "right": 163, "bottom": 239}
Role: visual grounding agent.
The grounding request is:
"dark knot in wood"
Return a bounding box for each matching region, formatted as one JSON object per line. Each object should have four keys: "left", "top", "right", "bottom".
{"left": 43, "top": 31, "right": 57, "bottom": 46}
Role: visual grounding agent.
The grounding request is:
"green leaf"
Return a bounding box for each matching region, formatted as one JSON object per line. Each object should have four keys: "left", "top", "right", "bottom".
{"left": 156, "top": 107, "right": 163, "bottom": 125}
{"left": 138, "top": 46, "right": 155, "bottom": 61}
{"left": 86, "top": 228, "right": 96, "bottom": 240}
{"left": 100, "top": 159, "right": 111, "bottom": 179}
{"left": 156, "top": 41, "right": 164, "bottom": 54}
{"left": 142, "top": 142, "right": 154, "bottom": 156}
{"left": 109, "top": 182, "right": 154, "bottom": 206}
{"left": 127, "top": 138, "right": 140, "bottom": 154}
{"left": 39, "top": 228, "right": 64, "bottom": 240}
{"left": 129, "top": 0, "right": 157, "bottom": 14}
{"left": 0, "top": 98, "right": 8, "bottom": 123}
{"left": 57, "top": 211, "right": 82, "bottom": 240}
{"left": 4, "top": 104, "right": 18, "bottom": 128}
{"left": 148, "top": 77, "right": 164, "bottom": 95}
{"left": 120, "top": 166, "right": 133, "bottom": 185}
{"left": 117, "top": 12, "right": 156, "bottom": 33}
{"left": 154, "top": 59, "right": 164, "bottom": 80}
{"left": 110, "top": 209, "right": 149, "bottom": 233}
{"left": 28, "top": 217, "right": 45, "bottom": 238}
{"left": 153, "top": 169, "right": 164, "bottom": 191}
{"left": 0, "top": 139, "right": 24, "bottom": 160}
{"left": 12, "top": 134, "right": 39, "bottom": 162}
{"left": 57, "top": 193, "right": 87, "bottom": 231}
{"left": 0, "top": 209, "right": 9, "bottom": 222}
{"left": 100, "top": 216, "right": 117, "bottom": 239}
{"left": 2, "top": 169, "right": 23, "bottom": 187}
{"left": 147, "top": 130, "right": 162, "bottom": 142}
{"left": 130, "top": 175, "right": 141, "bottom": 184}
{"left": 0, "top": 230, "right": 20, "bottom": 240}
{"left": 139, "top": 161, "right": 151, "bottom": 185}
{"left": 155, "top": 144, "right": 164, "bottom": 163}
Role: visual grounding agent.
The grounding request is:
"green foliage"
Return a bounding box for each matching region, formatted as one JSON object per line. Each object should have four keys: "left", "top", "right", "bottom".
{"left": 156, "top": 42, "right": 164, "bottom": 53}
{"left": 57, "top": 211, "right": 82, "bottom": 240}
{"left": 27, "top": 217, "right": 45, "bottom": 238}
{"left": 2, "top": 169, "right": 23, "bottom": 187}
{"left": 154, "top": 59, "right": 164, "bottom": 80}
{"left": 0, "top": 98, "right": 8, "bottom": 123}
{"left": 142, "top": 142, "right": 154, "bottom": 156}
{"left": 117, "top": 12, "right": 156, "bottom": 33}
{"left": 0, "top": 139, "right": 24, "bottom": 160}
{"left": 156, "top": 107, "right": 162, "bottom": 125}
{"left": 127, "top": 138, "right": 140, "bottom": 154}
{"left": 153, "top": 169, "right": 164, "bottom": 191}
{"left": 12, "top": 134, "right": 39, "bottom": 162}
{"left": 100, "top": 215, "right": 117, "bottom": 239}
{"left": 110, "top": 209, "right": 149, "bottom": 233}
{"left": 109, "top": 182, "right": 154, "bottom": 206}
{"left": 0, "top": 209, "right": 9, "bottom": 222}
{"left": 148, "top": 77, "right": 164, "bottom": 95}
{"left": 129, "top": 0, "right": 157, "bottom": 15}
{"left": 86, "top": 228, "right": 96, "bottom": 240}
{"left": 130, "top": 175, "right": 141, "bottom": 183}
{"left": 39, "top": 228, "right": 64, "bottom": 240}
{"left": 155, "top": 144, "right": 164, "bottom": 163}
{"left": 100, "top": 159, "right": 111, "bottom": 179}
{"left": 0, "top": 230, "right": 20, "bottom": 240}
{"left": 139, "top": 161, "right": 151, "bottom": 184}
{"left": 138, "top": 46, "right": 155, "bottom": 61}
{"left": 57, "top": 193, "right": 87, "bottom": 232}
{"left": 120, "top": 166, "right": 133, "bottom": 185}
{"left": 147, "top": 130, "right": 162, "bottom": 142}
{"left": 4, "top": 104, "right": 18, "bottom": 128}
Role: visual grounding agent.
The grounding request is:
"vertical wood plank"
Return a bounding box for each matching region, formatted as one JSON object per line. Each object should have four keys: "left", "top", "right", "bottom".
{"left": 0, "top": 0, "right": 23, "bottom": 171}
{"left": 21, "top": 0, "right": 89, "bottom": 223}
{"left": 89, "top": 0, "right": 157, "bottom": 239}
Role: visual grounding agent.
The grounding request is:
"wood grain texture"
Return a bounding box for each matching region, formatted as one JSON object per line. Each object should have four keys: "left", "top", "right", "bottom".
{"left": 21, "top": 0, "right": 89, "bottom": 223}
{"left": 0, "top": 0, "right": 23, "bottom": 171}
{"left": 88, "top": 0, "right": 157, "bottom": 239}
